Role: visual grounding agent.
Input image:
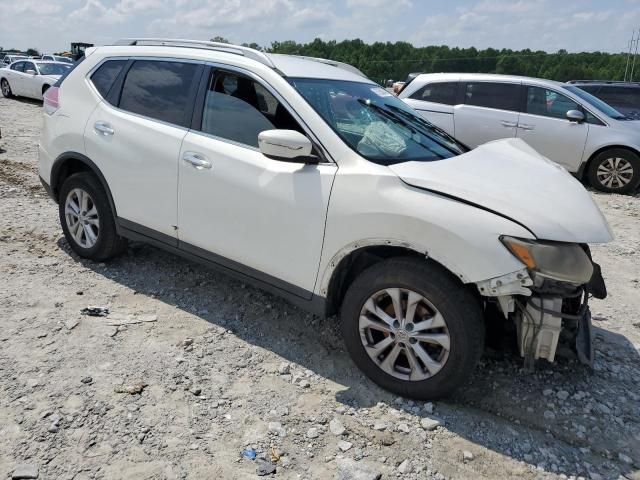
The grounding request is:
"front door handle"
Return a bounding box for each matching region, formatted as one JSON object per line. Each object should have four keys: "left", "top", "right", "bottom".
{"left": 94, "top": 121, "right": 114, "bottom": 136}
{"left": 183, "top": 152, "right": 212, "bottom": 170}
{"left": 518, "top": 123, "right": 535, "bottom": 131}
{"left": 500, "top": 120, "right": 518, "bottom": 128}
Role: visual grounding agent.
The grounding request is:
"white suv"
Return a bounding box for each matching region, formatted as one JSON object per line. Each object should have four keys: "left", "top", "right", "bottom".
{"left": 39, "top": 39, "right": 611, "bottom": 399}
{"left": 399, "top": 73, "right": 640, "bottom": 194}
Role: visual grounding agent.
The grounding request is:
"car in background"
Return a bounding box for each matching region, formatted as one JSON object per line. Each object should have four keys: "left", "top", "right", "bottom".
{"left": 1, "top": 54, "right": 28, "bottom": 66}
{"left": 0, "top": 60, "right": 72, "bottom": 101}
{"left": 41, "top": 54, "right": 74, "bottom": 64}
{"left": 568, "top": 81, "right": 640, "bottom": 121}
{"left": 399, "top": 73, "right": 640, "bottom": 193}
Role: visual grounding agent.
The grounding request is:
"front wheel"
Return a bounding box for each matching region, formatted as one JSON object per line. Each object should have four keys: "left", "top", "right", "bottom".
{"left": 340, "top": 257, "right": 484, "bottom": 400}
{"left": 587, "top": 148, "right": 640, "bottom": 194}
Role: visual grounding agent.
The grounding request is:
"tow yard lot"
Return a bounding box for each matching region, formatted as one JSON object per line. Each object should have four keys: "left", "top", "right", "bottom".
{"left": 0, "top": 96, "right": 639, "bottom": 480}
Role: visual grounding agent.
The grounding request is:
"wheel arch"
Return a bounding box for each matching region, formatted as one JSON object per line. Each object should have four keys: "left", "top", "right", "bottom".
{"left": 51, "top": 152, "right": 117, "bottom": 216}
{"left": 321, "top": 241, "right": 472, "bottom": 317}
{"left": 580, "top": 144, "right": 640, "bottom": 179}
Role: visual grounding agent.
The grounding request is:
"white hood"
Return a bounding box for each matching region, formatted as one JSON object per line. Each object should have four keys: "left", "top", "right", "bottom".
{"left": 389, "top": 138, "right": 613, "bottom": 243}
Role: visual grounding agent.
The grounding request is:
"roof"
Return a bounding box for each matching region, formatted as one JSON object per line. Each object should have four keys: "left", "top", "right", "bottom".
{"left": 414, "top": 72, "right": 565, "bottom": 87}
{"left": 568, "top": 80, "right": 640, "bottom": 88}
{"left": 399, "top": 72, "right": 567, "bottom": 98}
{"left": 110, "top": 38, "right": 371, "bottom": 83}
{"left": 268, "top": 54, "right": 372, "bottom": 82}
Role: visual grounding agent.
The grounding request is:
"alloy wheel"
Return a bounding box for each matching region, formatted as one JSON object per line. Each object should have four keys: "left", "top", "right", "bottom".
{"left": 359, "top": 288, "right": 451, "bottom": 381}
{"left": 596, "top": 157, "right": 634, "bottom": 189}
{"left": 1, "top": 80, "right": 10, "bottom": 96}
{"left": 64, "top": 188, "right": 100, "bottom": 249}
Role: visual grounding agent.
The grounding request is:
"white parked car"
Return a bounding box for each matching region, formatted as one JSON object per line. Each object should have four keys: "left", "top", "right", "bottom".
{"left": 400, "top": 73, "right": 640, "bottom": 193}
{"left": 1, "top": 60, "right": 72, "bottom": 100}
{"left": 41, "top": 54, "right": 74, "bottom": 64}
{"left": 1, "top": 54, "right": 28, "bottom": 66}
{"left": 39, "top": 39, "right": 611, "bottom": 399}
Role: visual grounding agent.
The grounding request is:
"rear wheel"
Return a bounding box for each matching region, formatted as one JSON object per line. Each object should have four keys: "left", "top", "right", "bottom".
{"left": 340, "top": 257, "right": 484, "bottom": 400}
{"left": 587, "top": 148, "right": 640, "bottom": 194}
{"left": 1, "top": 79, "right": 13, "bottom": 98}
{"left": 59, "top": 172, "right": 127, "bottom": 261}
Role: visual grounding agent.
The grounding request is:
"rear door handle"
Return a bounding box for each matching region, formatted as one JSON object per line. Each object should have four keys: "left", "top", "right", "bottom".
{"left": 500, "top": 120, "right": 518, "bottom": 128}
{"left": 518, "top": 123, "right": 535, "bottom": 131}
{"left": 94, "top": 121, "right": 114, "bottom": 136}
{"left": 183, "top": 152, "right": 212, "bottom": 170}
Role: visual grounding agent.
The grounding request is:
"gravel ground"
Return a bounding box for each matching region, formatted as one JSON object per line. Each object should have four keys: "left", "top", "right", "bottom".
{"left": 0, "top": 95, "right": 639, "bottom": 480}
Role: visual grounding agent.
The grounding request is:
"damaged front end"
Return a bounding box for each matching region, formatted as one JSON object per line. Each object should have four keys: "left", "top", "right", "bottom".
{"left": 476, "top": 237, "right": 607, "bottom": 369}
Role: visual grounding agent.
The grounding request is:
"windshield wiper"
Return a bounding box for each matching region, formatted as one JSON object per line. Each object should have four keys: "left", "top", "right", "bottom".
{"left": 356, "top": 98, "right": 418, "bottom": 134}
{"left": 384, "top": 104, "right": 468, "bottom": 151}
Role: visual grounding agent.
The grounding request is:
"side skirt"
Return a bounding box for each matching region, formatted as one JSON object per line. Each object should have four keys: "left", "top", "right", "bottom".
{"left": 116, "top": 218, "right": 327, "bottom": 317}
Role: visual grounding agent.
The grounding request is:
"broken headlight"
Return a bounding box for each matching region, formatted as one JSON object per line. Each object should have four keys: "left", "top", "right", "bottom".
{"left": 500, "top": 236, "right": 593, "bottom": 285}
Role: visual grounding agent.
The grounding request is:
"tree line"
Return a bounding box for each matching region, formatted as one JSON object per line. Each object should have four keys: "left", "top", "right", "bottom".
{"left": 5, "top": 39, "right": 632, "bottom": 83}
{"left": 236, "top": 38, "right": 630, "bottom": 83}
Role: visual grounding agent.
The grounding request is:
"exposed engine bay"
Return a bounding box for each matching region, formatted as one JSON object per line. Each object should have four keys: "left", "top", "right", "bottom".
{"left": 476, "top": 242, "right": 607, "bottom": 369}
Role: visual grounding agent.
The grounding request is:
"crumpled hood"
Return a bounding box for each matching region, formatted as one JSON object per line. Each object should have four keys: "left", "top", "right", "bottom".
{"left": 389, "top": 138, "right": 613, "bottom": 243}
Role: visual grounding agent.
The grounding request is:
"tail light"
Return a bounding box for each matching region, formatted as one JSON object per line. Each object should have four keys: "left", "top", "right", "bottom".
{"left": 43, "top": 86, "right": 60, "bottom": 115}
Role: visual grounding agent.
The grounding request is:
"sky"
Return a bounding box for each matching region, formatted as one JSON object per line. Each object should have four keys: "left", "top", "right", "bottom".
{"left": 1, "top": 0, "right": 638, "bottom": 54}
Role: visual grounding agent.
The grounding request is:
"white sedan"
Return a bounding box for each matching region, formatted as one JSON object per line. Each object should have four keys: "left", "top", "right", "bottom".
{"left": 0, "top": 60, "right": 72, "bottom": 100}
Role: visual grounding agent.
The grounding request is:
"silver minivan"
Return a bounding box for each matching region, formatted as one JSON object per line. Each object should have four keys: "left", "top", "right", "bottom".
{"left": 399, "top": 73, "right": 640, "bottom": 193}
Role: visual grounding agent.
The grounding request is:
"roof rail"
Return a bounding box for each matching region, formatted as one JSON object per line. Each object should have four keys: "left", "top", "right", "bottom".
{"left": 113, "top": 38, "right": 276, "bottom": 69}
{"left": 293, "top": 55, "right": 367, "bottom": 78}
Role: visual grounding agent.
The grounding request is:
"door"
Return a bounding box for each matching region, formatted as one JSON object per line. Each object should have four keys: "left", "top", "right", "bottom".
{"left": 402, "top": 81, "right": 459, "bottom": 136}
{"left": 177, "top": 68, "right": 337, "bottom": 296}
{"left": 6, "top": 61, "right": 26, "bottom": 95}
{"left": 22, "top": 61, "right": 39, "bottom": 98}
{"left": 85, "top": 59, "right": 202, "bottom": 240}
{"left": 453, "top": 81, "right": 522, "bottom": 148}
{"left": 516, "top": 85, "right": 589, "bottom": 172}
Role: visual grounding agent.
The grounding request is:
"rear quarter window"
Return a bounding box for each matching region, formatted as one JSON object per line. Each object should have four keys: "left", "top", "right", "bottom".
{"left": 90, "top": 59, "right": 127, "bottom": 98}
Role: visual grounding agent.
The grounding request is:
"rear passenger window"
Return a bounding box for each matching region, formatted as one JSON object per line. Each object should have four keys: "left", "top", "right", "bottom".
{"left": 119, "top": 60, "right": 199, "bottom": 126}
{"left": 525, "top": 87, "right": 579, "bottom": 119}
{"left": 90, "top": 60, "right": 127, "bottom": 98}
{"left": 464, "top": 82, "right": 520, "bottom": 111}
{"left": 199, "top": 70, "right": 303, "bottom": 148}
{"left": 410, "top": 82, "right": 458, "bottom": 105}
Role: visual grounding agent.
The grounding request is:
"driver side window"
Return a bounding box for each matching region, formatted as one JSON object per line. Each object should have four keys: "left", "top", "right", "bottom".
{"left": 526, "top": 86, "right": 579, "bottom": 119}
{"left": 199, "top": 70, "right": 303, "bottom": 148}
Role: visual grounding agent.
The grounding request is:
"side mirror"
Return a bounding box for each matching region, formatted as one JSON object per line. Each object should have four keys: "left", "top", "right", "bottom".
{"left": 25, "top": 69, "right": 37, "bottom": 76}
{"left": 566, "top": 109, "right": 584, "bottom": 123}
{"left": 258, "top": 129, "right": 316, "bottom": 163}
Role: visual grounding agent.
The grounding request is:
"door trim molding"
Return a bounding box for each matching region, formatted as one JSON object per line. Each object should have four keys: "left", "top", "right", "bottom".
{"left": 116, "top": 217, "right": 327, "bottom": 316}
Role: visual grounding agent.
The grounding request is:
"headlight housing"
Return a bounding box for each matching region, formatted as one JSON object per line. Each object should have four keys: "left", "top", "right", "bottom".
{"left": 500, "top": 236, "right": 593, "bottom": 285}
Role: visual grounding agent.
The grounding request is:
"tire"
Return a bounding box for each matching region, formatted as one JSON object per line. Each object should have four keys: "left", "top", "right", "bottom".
{"left": 341, "top": 257, "right": 484, "bottom": 400}
{"left": 587, "top": 148, "right": 640, "bottom": 194}
{"left": 1, "top": 78, "right": 13, "bottom": 98}
{"left": 42, "top": 84, "right": 50, "bottom": 97}
{"left": 58, "top": 172, "right": 127, "bottom": 261}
